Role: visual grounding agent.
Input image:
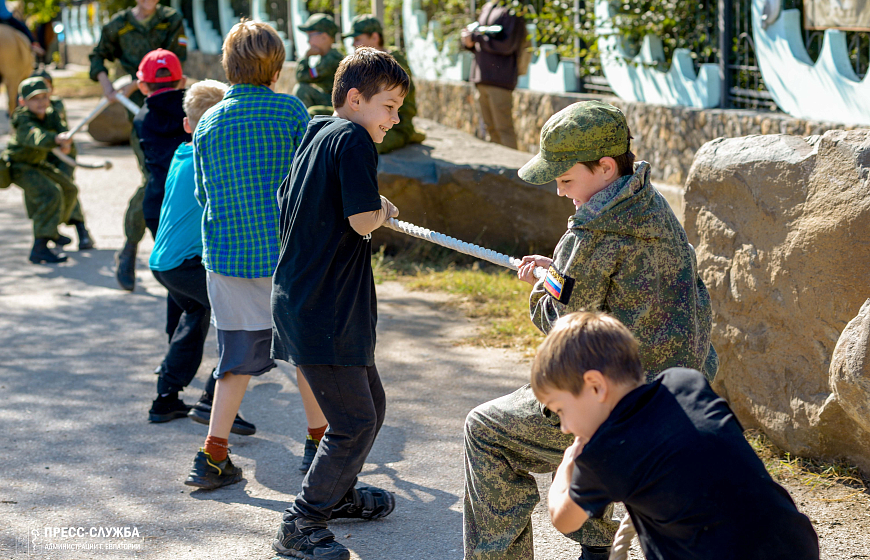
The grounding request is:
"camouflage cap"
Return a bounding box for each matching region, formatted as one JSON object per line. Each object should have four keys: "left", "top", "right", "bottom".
{"left": 518, "top": 101, "right": 629, "bottom": 185}
{"left": 31, "top": 68, "right": 53, "bottom": 84}
{"left": 19, "top": 77, "right": 50, "bottom": 100}
{"left": 298, "top": 13, "right": 339, "bottom": 36}
{"left": 342, "top": 14, "right": 383, "bottom": 38}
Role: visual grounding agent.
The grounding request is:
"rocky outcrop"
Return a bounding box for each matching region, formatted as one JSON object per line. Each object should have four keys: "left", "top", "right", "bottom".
{"left": 374, "top": 118, "right": 575, "bottom": 256}
{"left": 87, "top": 102, "right": 131, "bottom": 144}
{"left": 684, "top": 129, "right": 870, "bottom": 473}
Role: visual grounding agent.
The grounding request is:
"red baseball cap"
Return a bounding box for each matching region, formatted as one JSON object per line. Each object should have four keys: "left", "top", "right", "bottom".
{"left": 136, "top": 49, "right": 183, "bottom": 83}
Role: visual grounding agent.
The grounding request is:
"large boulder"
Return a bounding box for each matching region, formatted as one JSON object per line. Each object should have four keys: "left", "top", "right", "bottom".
{"left": 88, "top": 102, "right": 132, "bottom": 145}
{"left": 684, "top": 129, "right": 870, "bottom": 473}
{"left": 374, "top": 118, "right": 575, "bottom": 256}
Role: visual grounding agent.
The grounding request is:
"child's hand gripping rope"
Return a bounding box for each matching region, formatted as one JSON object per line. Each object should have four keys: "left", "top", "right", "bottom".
{"left": 381, "top": 218, "right": 547, "bottom": 280}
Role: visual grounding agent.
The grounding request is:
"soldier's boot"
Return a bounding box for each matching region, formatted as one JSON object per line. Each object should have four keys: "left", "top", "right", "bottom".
{"left": 29, "top": 238, "right": 68, "bottom": 264}
{"left": 409, "top": 130, "right": 427, "bottom": 144}
{"left": 53, "top": 234, "right": 72, "bottom": 248}
{"left": 115, "top": 241, "right": 137, "bottom": 291}
{"left": 579, "top": 545, "right": 611, "bottom": 560}
{"left": 73, "top": 221, "right": 95, "bottom": 250}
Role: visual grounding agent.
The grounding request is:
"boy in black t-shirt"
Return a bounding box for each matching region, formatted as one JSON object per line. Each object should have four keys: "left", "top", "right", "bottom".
{"left": 270, "top": 47, "right": 409, "bottom": 560}
{"left": 532, "top": 312, "right": 819, "bottom": 560}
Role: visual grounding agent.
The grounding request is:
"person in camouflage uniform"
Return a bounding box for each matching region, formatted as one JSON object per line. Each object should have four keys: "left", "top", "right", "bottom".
{"left": 343, "top": 14, "right": 425, "bottom": 154}
{"left": 463, "top": 101, "right": 718, "bottom": 560}
{"left": 2, "top": 78, "right": 93, "bottom": 264}
{"left": 89, "top": 0, "right": 187, "bottom": 290}
{"left": 293, "top": 14, "right": 344, "bottom": 111}
{"left": 31, "top": 69, "right": 95, "bottom": 250}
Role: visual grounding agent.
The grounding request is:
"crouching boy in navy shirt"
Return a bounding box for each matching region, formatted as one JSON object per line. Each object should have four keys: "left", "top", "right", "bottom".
{"left": 534, "top": 311, "right": 820, "bottom": 560}
{"left": 270, "top": 47, "right": 409, "bottom": 560}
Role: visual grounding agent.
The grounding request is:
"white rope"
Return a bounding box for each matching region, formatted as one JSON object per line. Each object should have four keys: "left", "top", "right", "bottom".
{"left": 382, "top": 218, "right": 546, "bottom": 279}
{"left": 609, "top": 513, "right": 638, "bottom": 560}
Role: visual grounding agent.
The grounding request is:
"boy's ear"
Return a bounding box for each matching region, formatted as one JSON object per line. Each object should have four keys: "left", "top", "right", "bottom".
{"left": 178, "top": 76, "right": 187, "bottom": 90}
{"left": 345, "top": 88, "right": 362, "bottom": 111}
{"left": 270, "top": 70, "right": 280, "bottom": 87}
{"left": 598, "top": 157, "right": 618, "bottom": 178}
{"left": 583, "top": 370, "right": 608, "bottom": 402}
{"left": 137, "top": 81, "right": 150, "bottom": 97}
{"left": 18, "top": 97, "right": 25, "bottom": 106}
{"left": 182, "top": 116, "right": 192, "bottom": 134}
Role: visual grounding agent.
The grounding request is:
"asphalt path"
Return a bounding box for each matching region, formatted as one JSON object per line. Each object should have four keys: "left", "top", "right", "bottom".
{"left": 0, "top": 98, "right": 592, "bottom": 559}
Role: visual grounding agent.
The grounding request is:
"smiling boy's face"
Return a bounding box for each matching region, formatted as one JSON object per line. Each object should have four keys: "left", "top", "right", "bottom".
{"left": 349, "top": 86, "right": 404, "bottom": 143}
{"left": 555, "top": 162, "right": 615, "bottom": 210}
{"left": 22, "top": 92, "right": 51, "bottom": 119}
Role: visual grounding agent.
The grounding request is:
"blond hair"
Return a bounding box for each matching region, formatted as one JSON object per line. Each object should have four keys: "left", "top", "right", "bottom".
{"left": 221, "top": 20, "right": 285, "bottom": 86}
{"left": 531, "top": 312, "right": 643, "bottom": 399}
{"left": 183, "top": 80, "right": 229, "bottom": 131}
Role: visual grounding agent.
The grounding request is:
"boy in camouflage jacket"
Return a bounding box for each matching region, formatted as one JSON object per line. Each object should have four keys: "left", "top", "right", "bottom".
{"left": 293, "top": 14, "right": 344, "bottom": 111}
{"left": 31, "top": 69, "right": 95, "bottom": 250}
{"left": 2, "top": 78, "right": 93, "bottom": 264}
{"left": 343, "top": 14, "right": 426, "bottom": 154}
{"left": 462, "top": 101, "right": 718, "bottom": 560}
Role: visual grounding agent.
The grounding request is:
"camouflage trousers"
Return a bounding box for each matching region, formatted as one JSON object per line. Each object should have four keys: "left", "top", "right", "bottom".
{"left": 124, "top": 123, "right": 149, "bottom": 245}
{"left": 464, "top": 384, "right": 617, "bottom": 559}
{"left": 47, "top": 149, "right": 86, "bottom": 226}
{"left": 293, "top": 82, "right": 333, "bottom": 109}
{"left": 10, "top": 162, "right": 82, "bottom": 240}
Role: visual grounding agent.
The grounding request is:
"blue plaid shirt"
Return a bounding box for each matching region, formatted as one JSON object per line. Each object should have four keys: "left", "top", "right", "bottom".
{"left": 194, "top": 84, "right": 309, "bottom": 278}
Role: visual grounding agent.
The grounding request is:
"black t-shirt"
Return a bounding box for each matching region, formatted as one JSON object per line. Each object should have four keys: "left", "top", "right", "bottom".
{"left": 570, "top": 368, "right": 819, "bottom": 560}
{"left": 271, "top": 116, "right": 382, "bottom": 366}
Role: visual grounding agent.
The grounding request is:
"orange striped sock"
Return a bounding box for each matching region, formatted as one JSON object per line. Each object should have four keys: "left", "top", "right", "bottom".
{"left": 307, "top": 424, "right": 327, "bottom": 443}
{"left": 204, "top": 436, "right": 229, "bottom": 462}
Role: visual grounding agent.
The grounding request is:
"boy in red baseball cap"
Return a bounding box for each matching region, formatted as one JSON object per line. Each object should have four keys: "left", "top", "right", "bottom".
{"left": 132, "top": 48, "right": 202, "bottom": 424}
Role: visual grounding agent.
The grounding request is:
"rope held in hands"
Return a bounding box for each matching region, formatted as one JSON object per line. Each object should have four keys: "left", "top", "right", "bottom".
{"left": 382, "top": 218, "right": 546, "bottom": 279}
{"left": 383, "top": 218, "right": 639, "bottom": 559}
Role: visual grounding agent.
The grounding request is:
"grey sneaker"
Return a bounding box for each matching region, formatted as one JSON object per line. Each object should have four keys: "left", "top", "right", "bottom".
{"left": 272, "top": 517, "right": 349, "bottom": 560}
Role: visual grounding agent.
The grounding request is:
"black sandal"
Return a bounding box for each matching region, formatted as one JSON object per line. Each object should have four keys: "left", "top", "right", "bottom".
{"left": 330, "top": 486, "right": 395, "bottom": 520}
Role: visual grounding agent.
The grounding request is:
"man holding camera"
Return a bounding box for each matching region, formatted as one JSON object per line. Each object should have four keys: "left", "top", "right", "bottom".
{"left": 460, "top": 1, "right": 527, "bottom": 150}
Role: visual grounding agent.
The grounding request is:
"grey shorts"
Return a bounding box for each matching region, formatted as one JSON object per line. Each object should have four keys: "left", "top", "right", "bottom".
{"left": 214, "top": 328, "right": 276, "bottom": 379}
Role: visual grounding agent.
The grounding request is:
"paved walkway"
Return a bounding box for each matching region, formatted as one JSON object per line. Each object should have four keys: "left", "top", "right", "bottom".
{"left": 0, "top": 99, "right": 587, "bottom": 559}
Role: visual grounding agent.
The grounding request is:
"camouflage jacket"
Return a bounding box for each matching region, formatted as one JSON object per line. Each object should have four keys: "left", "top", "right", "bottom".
{"left": 388, "top": 47, "right": 418, "bottom": 133}
{"left": 530, "top": 162, "right": 719, "bottom": 381}
{"left": 3, "top": 106, "right": 68, "bottom": 166}
{"left": 89, "top": 5, "right": 187, "bottom": 81}
{"left": 294, "top": 47, "right": 344, "bottom": 92}
{"left": 50, "top": 98, "right": 68, "bottom": 127}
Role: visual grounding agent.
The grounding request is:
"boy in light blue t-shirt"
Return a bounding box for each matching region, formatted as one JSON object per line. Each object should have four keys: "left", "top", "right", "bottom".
{"left": 147, "top": 79, "right": 253, "bottom": 438}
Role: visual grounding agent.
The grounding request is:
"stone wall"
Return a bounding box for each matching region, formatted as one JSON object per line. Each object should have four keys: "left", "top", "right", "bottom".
{"left": 415, "top": 78, "right": 862, "bottom": 185}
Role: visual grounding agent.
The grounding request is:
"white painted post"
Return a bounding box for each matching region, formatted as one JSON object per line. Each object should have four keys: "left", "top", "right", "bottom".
{"left": 61, "top": 7, "right": 75, "bottom": 46}
{"left": 289, "top": 0, "right": 310, "bottom": 61}
{"left": 342, "top": 0, "right": 356, "bottom": 53}
{"left": 192, "top": 0, "right": 223, "bottom": 54}
{"left": 217, "top": 0, "right": 240, "bottom": 37}
{"left": 79, "top": 4, "right": 94, "bottom": 44}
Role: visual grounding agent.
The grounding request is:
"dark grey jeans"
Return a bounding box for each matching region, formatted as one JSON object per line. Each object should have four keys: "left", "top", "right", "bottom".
{"left": 151, "top": 257, "right": 210, "bottom": 395}
{"left": 283, "top": 364, "right": 386, "bottom": 523}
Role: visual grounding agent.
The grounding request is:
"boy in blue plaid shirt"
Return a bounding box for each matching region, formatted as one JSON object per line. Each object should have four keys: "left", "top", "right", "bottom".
{"left": 183, "top": 21, "right": 311, "bottom": 489}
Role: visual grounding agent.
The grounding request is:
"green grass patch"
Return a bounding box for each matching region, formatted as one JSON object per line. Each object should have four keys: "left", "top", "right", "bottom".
{"left": 51, "top": 72, "right": 104, "bottom": 99}
{"left": 372, "top": 245, "right": 544, "bottom": 354}
{"left": 746, "top": 430, "right": 868, "bottom": 499}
